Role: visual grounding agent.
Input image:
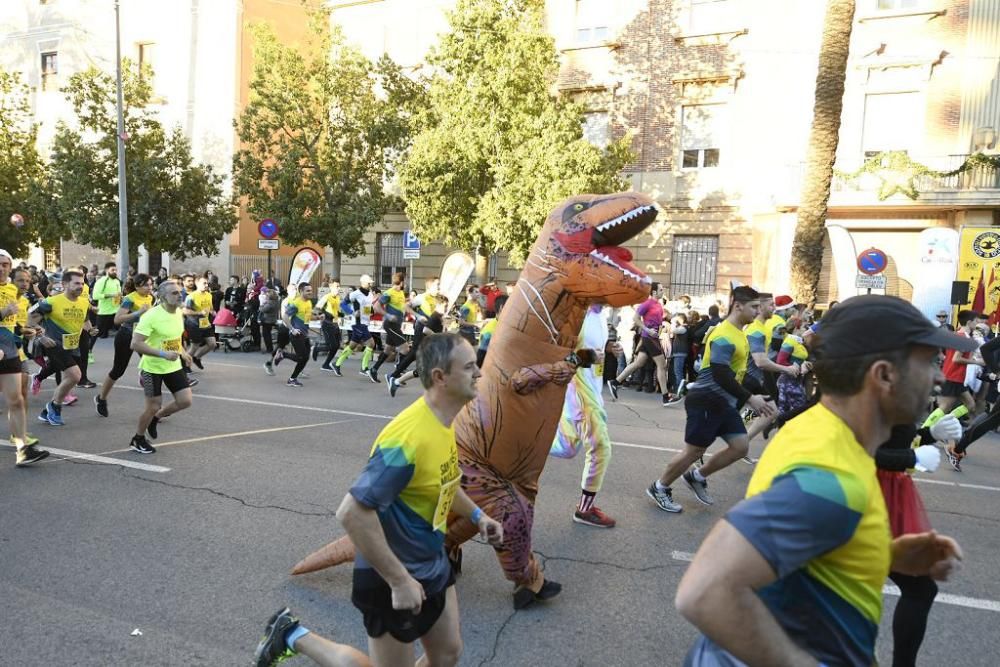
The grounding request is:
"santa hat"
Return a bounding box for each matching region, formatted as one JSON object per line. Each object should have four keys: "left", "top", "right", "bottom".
{"left": 774, "top": 295, "right": 794, "bottom": 309}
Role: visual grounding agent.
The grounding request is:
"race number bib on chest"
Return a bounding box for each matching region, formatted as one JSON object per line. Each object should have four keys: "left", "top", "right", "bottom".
{"left": 433, "top": 474, "right": 461, "bottom": 532}
{"left": 162, "top": 338, "right": 182, "bottom": 352}
{"left": 199, "top": 316, "right": 211, "bottom": 329}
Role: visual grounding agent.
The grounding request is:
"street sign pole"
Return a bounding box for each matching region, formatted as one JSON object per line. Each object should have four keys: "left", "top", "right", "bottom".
{"left": 408, "top": 259, "right": 413, "bottom": 294}
{"left": 268, "top": 249, "right": 272, "bottom": 284}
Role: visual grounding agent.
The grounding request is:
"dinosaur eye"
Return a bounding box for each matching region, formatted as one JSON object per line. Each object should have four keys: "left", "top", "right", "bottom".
{"left": 573, "top": 204, "right": 584, "bottom": 211}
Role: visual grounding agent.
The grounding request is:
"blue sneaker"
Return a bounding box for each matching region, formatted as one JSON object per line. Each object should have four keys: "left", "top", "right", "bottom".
{"left": 37, "top": 405, "right": 50, "bottom": 424}
{"left": 45, "top": 402, "right": 64, "bottom": 426}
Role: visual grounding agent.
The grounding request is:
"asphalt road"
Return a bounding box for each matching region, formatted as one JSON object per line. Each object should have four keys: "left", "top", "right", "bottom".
{"left": 2, "top": 340, "right": 999, "bottom": 666}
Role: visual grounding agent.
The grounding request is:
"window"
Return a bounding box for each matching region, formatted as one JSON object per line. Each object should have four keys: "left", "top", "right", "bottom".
{"left": 376, "top": 232, "right": 405, "bottom": 287}
{"left": 670, "top": 236, "right": 719, "bottom": 298}
{"left": 687, "top": 0, "right": 734, "bottom": 34}
{"left": 40, "top": 51, "right": 58, "bottom": 91}
{"left": 876, "top": 0, "right": 920, "bottom": 9}
{"left": 488, "top": 253, "right": 498, "bottom": 281}
{"left": 862, "top": 91, "right": 922, "bottom": 157}
{"left": 137, "top": 42, "right": 157, "bottom": 88}
{"left": 681, "top": 103, "right": 726, "bottom": 168}
{"left": 582, "top": 111, "right": 610, "bottom": 148}
{"left": 575, "top": 0, "right": 609, "bottom": 45}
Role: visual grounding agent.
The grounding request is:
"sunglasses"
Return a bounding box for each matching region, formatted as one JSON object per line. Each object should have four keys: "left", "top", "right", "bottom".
{"left": 936, "top": 315, "right": 948, "bottom": 319}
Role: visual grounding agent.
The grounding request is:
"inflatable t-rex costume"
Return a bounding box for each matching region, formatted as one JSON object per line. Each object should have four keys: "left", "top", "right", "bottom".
{"left": 293, "top": 192, "right": 658, "bottom": 606}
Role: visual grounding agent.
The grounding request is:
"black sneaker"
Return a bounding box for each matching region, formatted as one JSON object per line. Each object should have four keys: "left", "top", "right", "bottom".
{"left": 946, "top": 447, "right": 964, "bottom": 472}
{"left": 130, "top": 435, "right": 156, "bottom": 454}
{"left": 264, "top": 361, "right": 275, "bottom": 376}
{"left": 608, "top": 380, "right": 620, "bottom": 401}
{"left": 320, "top": 364, "right": 334, "bottom": 373}
{"left": 367, "top": 367, "right": 379, "bottom": 384}
{"left": 513, "top": 579, "right": 562, "bottom": 610}
{"left": 16, "top": 444, "right": 50, "bottom": 467}
{"left": 95, "top": 395, "right": 109, "bottom": 418}
{"left": 664, "top": 395, "right": 684, "bottom": 407}
{"left": 192, "top": 356, "right": 204, "bottom": 370}
{"left": 186, "top": 376, "right": 199, "bottom": 387}
{"left": 254, "top": 607, "right": 300, "bottom": 667}
{"left": 77, "top": 380, "right": 97, "bottom": 389}
{"left": 311, "top": 345, "right": 319, "bottom": 362}
{"left": 331, "top": 363, "right": 343, "bottom": 377}
{"left": 147, "top": 416, "right": 160, "bottom": 440}
{"left": 388, "top": 376, "right": 399, "bottom": 398}
{"left": 682, "top": 471, "right": 714, "bottom": 505}
{"left": 286, "top": 378, "right": 304, "bottom": 388}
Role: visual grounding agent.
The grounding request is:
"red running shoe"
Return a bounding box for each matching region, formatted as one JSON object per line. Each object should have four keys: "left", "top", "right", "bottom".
{"left": 573, "top": 506, "right": 617, "bottom": 528}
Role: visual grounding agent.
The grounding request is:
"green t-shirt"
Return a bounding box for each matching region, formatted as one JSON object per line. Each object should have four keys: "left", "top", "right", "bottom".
{"left": 93, "top": 275, "right": 123, "bottom": 316}
{"left": 135, "top": 305, "right": 185, "bottom": 375}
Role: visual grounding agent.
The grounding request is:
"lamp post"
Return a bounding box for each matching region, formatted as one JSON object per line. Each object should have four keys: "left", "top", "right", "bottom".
{"left": 114, "top": 0, "right": 130, "bottom": 273}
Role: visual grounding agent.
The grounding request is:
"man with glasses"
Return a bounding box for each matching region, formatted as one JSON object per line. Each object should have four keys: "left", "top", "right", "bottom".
{"left": 935, "top": 310, "right": 954, "bottom": 331}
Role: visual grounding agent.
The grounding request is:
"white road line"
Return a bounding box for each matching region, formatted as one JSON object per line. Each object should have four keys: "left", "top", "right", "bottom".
{"left": 611, "top": 440, "right": 681, "bottom": 453}
{"left": 671, "top": 550, "right": 695, "bottom": 562}
{"left": 914, "top": 478, "right": 1000, "bottom": 493}
{"left": 0, "top": 444, "right": 170, "bottom": 473}
{"left": 98, "top": 420, "right": 353, "bottom": 455}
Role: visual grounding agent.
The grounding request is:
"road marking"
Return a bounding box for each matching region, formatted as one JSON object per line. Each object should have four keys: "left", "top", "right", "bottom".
{"left": 612, "top": 440, "right": 681, "bottom": 453}
{"left": 117, "top": 385, "right": 395, "bottom": 420}
{"left": 0, "top": 444, "right": 170, "bottom": 473}
{"left": 668, "top": 551, "right": 1000, "bottom": 613}
{"left": 98, "top": 420, "right": 354, "bottom": 455}
{"left": 914, "top": 478, "right": 1000, "bottom": 493}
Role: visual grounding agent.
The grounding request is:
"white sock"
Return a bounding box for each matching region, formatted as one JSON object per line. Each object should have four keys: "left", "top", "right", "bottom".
{"left": 654, "top": 480, "right": 669, "bottom": 492}
{"left": 691, "top": 468, "right": 706, "bottom": 483}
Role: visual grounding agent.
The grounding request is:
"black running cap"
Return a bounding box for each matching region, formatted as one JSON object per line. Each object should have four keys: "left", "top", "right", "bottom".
{"left": 816, "top": 295, "right": 978, "bottom": 359}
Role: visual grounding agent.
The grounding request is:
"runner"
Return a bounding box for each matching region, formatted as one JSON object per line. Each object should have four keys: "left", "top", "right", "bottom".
{"left": 368, "top": 272, "right": 408, "bottom": 383}
{"left": 332, "top": 275, "right": 377, "bottom": 376}
{"left": 183, "top": 275, "right": 217, "bottom": 370}
{"left": 387, "top": 277, "right": 443, "bottom": 390}
{"left": 272, "top": 282, "right": 314, "bottom": 388}
{"left": 457, "top": 285, "right": 482, "bottom": 347}
{"left": 11, "top": 267, "right": 42, "bottom": 450}
{"left": 313, "top": 279, "right": 344, "bottom": 374}
{"left": 30, "top": 271, "right": 99, "bottom": 427}
{"left": 476, "top": 295, "right": 507, "bottom": 368}
{"left": 253, "top": 333, "right": 504, "bottom": 667}
{"left": 92, "top": 261, "right": 122, "bottom": 339}
{"left": 387, "top": 293, "right": 449, "bottom": 398}
{"left": 946, "top": 330, "right": 1000, "bottom": 469}
{"left": 551, "top": 304, "right": 616, "bottom": 527}
{"left": 645, "top": 286, "right": 775, "bottom": 513}
{"left": 675, "top": 295, "right": 967, "bottom": 667}
{"left": 0, "top": 254, "right": 48, "bottom": 466}
{"left": 608, "top": 285, "right": 672, "bottom": 406}
{"left": 129, "top": 280, "right": 194, "bottom": 454}
{"left": 95, "top": 273, "right": 153, "bottom": 417}
{"left": 74, "top": 264, "right": 99, "bottom": 388}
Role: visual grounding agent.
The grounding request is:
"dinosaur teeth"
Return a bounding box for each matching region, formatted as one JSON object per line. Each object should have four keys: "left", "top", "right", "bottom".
{"left": 596, "top": 205, "right": 656, "bottom": 232}
{"left": 589, "top": 249, "right": 651, "bottom": 284}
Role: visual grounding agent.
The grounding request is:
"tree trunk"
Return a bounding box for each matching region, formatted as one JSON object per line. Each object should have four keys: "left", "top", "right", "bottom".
{"left": 474, "top": 245, "right": 490, "bottom": 285}
{"left": 791, "top": 0, "right": 856, "bottom": 305}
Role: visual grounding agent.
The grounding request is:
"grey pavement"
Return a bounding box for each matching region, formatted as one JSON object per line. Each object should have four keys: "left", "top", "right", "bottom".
{"left": 2, "top": 339, "right": 999, "bottom": 666}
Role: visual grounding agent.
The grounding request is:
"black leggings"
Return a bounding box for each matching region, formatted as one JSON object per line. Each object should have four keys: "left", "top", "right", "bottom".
{"left": 392, "top": 322, "right": 425, "bottom": 379}
{"left": 888, "top": 571, "right": 937, "bottom": 667}
{"left": 955, "top": 400, "right": 1000, "bottom": 453}
{"left": 321, "top": 320, "right": 341, "bottom": 366}
{"left": 77, "top": 330, "right": 91, "bottom": 382}
{"left": 283, "top": 332, "right": 310, "bottom": 379}
{"left": 260, "top": 323, "right": 275, "bottom": 353}
{"left": 108, "top": 330, "right": 134, "bottom": 380}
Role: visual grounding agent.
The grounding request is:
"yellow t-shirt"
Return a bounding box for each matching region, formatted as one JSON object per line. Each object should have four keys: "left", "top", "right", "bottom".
{"left": 136, "top": 305, "right": 185, "bottom": 374}
{"left": 186, "top": 290, "right": 214, "bottom": 329}
{"left": 36, "top": 293, "right": 89, "bottom": 351}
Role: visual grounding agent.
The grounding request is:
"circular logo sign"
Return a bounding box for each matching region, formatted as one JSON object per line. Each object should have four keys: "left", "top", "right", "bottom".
{"left": 972, "top": 231, "right": 1000, "bottom": 260}
{"left": 258, "top": 219, "right": 279, "bottom": 239}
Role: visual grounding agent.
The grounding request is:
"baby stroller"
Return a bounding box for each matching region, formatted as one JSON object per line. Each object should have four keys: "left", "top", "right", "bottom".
{"left": 213, "top": 308, "right": 244, "bottom": 353}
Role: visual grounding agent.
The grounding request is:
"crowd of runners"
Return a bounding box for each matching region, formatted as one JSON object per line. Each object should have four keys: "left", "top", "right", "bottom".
{"left": 0, "top": 249, "right": 982, "bottom": 666}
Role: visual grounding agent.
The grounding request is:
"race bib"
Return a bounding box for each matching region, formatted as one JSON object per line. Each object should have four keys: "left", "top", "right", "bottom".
{"left": 162, "top": 338, "right": 182, "bottom": 352}
{"left": 113, "top": 294, "right": 122, "bottom": 305}
{"left": 343, "top": 316, "right": 356, "bottom": 327}
{"left": 594, "top": 362, "right": 604, "bottom": 378}
{"left": 402, "top": 322, "right": 414, "bottom": 336}
{"left": 62, "top": 332, "right": 80, "bottom": 350}
{"left": 433, "top": 474, "right": 461, "bottom": 532}
{"left": 199, "top": 316, "right": 211, "bottom": 329}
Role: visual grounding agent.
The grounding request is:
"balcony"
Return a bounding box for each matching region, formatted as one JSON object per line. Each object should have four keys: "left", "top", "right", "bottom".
{"left": 778, "top": 154, "right": 1000, "bottom": 209}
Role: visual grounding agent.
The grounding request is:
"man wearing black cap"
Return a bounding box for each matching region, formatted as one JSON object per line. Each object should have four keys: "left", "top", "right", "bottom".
{"left": 675, "top": 295, "right": 969, "bottom": 667}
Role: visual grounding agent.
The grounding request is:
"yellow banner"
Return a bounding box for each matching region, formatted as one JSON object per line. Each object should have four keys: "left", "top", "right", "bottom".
{"left": 957, "top": 227, "right": 1000, "bottom": 316}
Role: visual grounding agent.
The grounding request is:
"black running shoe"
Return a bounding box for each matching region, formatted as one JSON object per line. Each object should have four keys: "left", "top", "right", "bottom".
{"left": 512, "top": 579, "right": 562, "bottom": 610}
{"left": 254, "top": 607, "right": 300, "bottom": 667}
{"left": 186, "top": 376, "right": 199, "bottom": 387}
{"left": 331, "top": 363, "right": 343, "bottom": 377}
{"left": 147, "top": 416, "right": 159, "bottom": 440}
{"left": 95, "top": 395, "right": 109, "bottom": 418}
{"left": 608, "top": 380, "right": 620, "bottom": 401}
{"left": 192, "top": 356, "right": 204, "bottom": 370}
{"left": 77, "top": 380, "right": 97, "bottom": 389}
{"left": 367, "top": 367, "right": 379, "bottom": 384}
{"left": 311, "top": 345, "right": 319, "bottom": 362}
{"left": 130, "top": 435, "right": 156, "bottom": 454}
{"left": 16, "top": 444, "right": 50, "bottom": 467}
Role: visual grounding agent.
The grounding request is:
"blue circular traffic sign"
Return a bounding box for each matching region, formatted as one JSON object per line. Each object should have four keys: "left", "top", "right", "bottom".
{"left": 857, "top": 248, "right": 888, "bottom": 276}
{"left": 258, "top": 219, "right": 279, "bottom": 239}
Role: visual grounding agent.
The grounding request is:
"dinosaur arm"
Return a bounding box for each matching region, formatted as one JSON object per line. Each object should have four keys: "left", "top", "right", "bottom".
{"left": 511, "top": 350, "right": 597, "bottom": 394}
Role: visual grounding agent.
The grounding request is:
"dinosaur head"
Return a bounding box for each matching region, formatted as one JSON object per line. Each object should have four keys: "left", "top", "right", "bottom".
{"left": 534, "top": 192, "right": 659, "bottom": 307}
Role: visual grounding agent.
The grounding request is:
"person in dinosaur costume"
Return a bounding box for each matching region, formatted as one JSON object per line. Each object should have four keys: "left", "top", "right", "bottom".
{"left": 293, "top": 192, "right": 659, "bottom": 608}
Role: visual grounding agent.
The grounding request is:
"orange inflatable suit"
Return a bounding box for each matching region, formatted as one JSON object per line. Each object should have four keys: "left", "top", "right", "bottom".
{"left": 294, "top": 193, "right": 658, "bottom": 607}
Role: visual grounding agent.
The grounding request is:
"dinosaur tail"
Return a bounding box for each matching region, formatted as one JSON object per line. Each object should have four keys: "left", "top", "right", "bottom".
{"left": 290, "top": 536, "right": 356, "bottom": 575}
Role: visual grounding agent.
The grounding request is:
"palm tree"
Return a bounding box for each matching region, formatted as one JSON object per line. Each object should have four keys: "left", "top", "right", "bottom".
{"left": 790, "top": 0, "right": 856, "bottom": 305}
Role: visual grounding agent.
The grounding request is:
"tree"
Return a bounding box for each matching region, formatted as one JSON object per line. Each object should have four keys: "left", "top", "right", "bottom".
{"left": 44, "top": 63, "right": 235, "bottom": 261}
{"left": 0, "top": 71, "right": 47, "bottom": 258}
{"left": 397, "top": 0, "right": 633, "bottom": 269}
{"left": 232, "top": 12, "right": 420, "bottom": 272}
{"left": 790, "top": 0, "right": 856, "bottom": 304}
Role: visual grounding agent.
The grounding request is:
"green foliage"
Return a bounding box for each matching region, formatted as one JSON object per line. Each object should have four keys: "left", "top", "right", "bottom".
{"left": 397, "top": 0, "right": 632, "bottom": 265}
{"left": 0, "top": 71, "right": 46, "bottom": 258}
{"left": 836, "top": 151, "right": 1000, "bottom": 200}
{"left": 233, "top": 12, "right": 420, "bottom": 256}
{"left": 44, "top": 63, "right": 235, "bottom": 261}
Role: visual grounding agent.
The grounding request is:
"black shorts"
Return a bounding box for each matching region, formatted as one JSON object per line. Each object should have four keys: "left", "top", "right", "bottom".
{"left": 940, "top": 380, "right": 970, "bottom": 398}
{"left": 639, "top": 336, "right": 664, "bottom": 359}
{"left": 384, "top": 319, "right": 406, "bottom": 347}
{"left": 352, "top": 568, "right": 455, "bottom": 643}
{"left": 140, "top": 369, "right": 190, "bottom": 398}
{"left": 0, "top": 356, "right": 22, "bottom": 375}
{"left": 684, "top": 391, "right": 747, "bottom": 448}
{"left": 185, "top": 322, "right": 215, "bottom": 344}
{"left": 45, "top": 346, "right": 80, "bottom": 373}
